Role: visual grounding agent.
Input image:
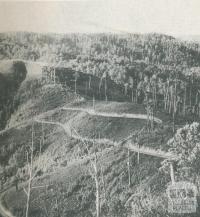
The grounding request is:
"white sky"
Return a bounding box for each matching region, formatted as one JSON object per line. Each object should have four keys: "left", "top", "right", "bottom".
{"left": 0, "top": 0, "right": 200, "bottom": 36}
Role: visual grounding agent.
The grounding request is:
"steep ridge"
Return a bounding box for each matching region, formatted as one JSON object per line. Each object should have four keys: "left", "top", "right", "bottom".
{"left": 0, "top": 59, "right": 180, "bottom": 217}
{"left": 0, "top": 59, "right": 129, "bottom": 128}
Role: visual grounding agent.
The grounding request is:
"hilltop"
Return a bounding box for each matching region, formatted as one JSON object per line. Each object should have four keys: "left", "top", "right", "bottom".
{"left": 0, "top": 58, "right": 174, "bottom": 217}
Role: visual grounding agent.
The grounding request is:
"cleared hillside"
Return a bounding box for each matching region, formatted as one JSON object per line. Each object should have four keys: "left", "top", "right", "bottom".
{"left": 3, "top": 147, "right": 168, "bottom": 217}
{"left": 0, "top": 59, "right": 129, "bottom": 129}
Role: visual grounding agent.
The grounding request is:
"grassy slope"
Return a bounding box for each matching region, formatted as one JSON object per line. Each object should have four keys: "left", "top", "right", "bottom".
{"left": 0, "top": 61, "right": 178, "bottom": 217}
{"left": 1, "top": 104, "right": 174, "bottom": 217}
{"left": 46, "top": 106, "right": 147, "bottom": 142}
{"left": 6, "top": 60, "right": 129, "bottom": 128}
{"left": 4, "top": 146, "right": 168, "bottom": 217}
{"left": 0, "top": 58, "right": 150, "bottom": 174}
{"left": 0, "top": 59, "right": 152, "bottom": 170}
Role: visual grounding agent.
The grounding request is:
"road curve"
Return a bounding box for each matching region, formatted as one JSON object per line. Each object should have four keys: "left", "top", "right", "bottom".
{"left": 0, "top": 190, "right": 15, "bottom": 217}
{"left": 61, "top": 107, "right": 162, "bottom": 124}
{"left": 0, "top": 111, "right": 172, "bottom": 217}
{"left": 126, "top": 143, "right": 177, "bottom": 160}
{"left": 35, "top": 118, "right": 176, "bottom": 160}
{"left": 35, "top": 118, "right": 117, "bottom": 146}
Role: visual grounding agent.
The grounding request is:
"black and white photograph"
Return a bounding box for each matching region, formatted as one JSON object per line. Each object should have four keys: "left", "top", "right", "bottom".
{"left": 0, "top": 0, "right": 200, "bottom": 216}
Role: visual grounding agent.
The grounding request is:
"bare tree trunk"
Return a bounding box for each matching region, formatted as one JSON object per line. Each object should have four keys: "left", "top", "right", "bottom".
{"left": 99, "top": 78, "right": 102, "bottom": 95}
{"left": 94, "top": 152, "right": 100, "bottom": 217}
{"left": 127, "top": 149, "right": 131, "bottom": 187}
{"left": 166, "top": 81, "right": 170, "bottom": 112}
{"left": 183, "top": 82, "right": 186, "bottom": 116}
{"left": 25, "top": 175, "right": 32, "bottom": 217}
{"left": 54, "top": 68, "right": 56, "bottom": 86}
{"left": 25, "top": 124, "right": 34, "bottom": 217}
{"left": 151, "top": 107, "right": 154, "bottom": 131}
{"left": 124, "top": 84, "right": 128, "bottom": 96}
{"left": 190, "top": 78, "right": 192, "bottom": 107}
{"left": 93, "top": 95, "right": 95, "bottom": 110}
{"left": 172, "top": 110, "right": 175, "bottom": 134}
{"left": 137, "top": 140, "right": 140, "bottom": 165}
{"left": 100, "top": 165, "right": 106, "bottom": 202}
{"left": 105, "top": 77, "right": 107, "bottom": 102}
{"left": 173, "top": 79, "right": 177, "bottom": 134}
{"left": 152, "top": 86, "right": 155, "bottom": 110}
{"left": 85, "top": 81, "right": 88, "bottom": 95}
{"left": 137, "top": 148, "right": 140, "bottom": 165}
{"left": 73, "top": 128, "right": 101, "bottom": 217}
{"left": 131, "top": 89, "right": 134, "bottom": 102}
{"left": 75, "top": 79, "right": 77, "bottom": 94}
{"left": 89, "top": 76, "right": 91, "bottom": 89}
{"left": 146, "top": 105, "right": 150, "bottom": 132}
{"left": 135, "top": 89, "right": 138, "bottom": 104}
{"left": 42, "top": 122, "right": 44, "bottom": 147}
{"left": 164, "top": 89, "right": 167, "bottom": 110}
{"left": 153, "top": 84, "right": 157, "bottom": 110}
{"left": 169, "top": 87, "right": 173, "bottom": 114}
{"left": 23, "top": 124, "right": 45, "bottom": 217}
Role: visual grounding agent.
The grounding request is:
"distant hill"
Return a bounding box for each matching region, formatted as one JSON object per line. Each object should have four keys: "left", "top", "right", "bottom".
{"left": 178, "top": 35, "right": 200, "bottom": 43}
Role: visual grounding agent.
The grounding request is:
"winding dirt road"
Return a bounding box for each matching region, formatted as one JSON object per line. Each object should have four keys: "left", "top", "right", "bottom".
{"left": 0, "top": 189, "right": 15, "bottom": 217}
{"left": 61, "top": 107, "right": 162, "bottom": 124}
{"left": 35, "top": 117, "right": 175, "bottom": 160}
{"left": 0, "top": 105, "right": 173, "bottom": 217}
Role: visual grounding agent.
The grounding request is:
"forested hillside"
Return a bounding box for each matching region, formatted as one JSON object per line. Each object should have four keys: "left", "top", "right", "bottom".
{"left": 1, "top": 32, "right": 200, "bottom": 124}
{"left": 0, "top": 32, "right": 200, "bottom": 217}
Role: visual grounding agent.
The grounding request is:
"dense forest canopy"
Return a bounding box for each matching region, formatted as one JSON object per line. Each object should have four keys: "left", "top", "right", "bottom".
{"left": 1, "top": 32, "right": 200, "bottom": 68}
{"left": 0, "top": 32, "right": 200, "bottom": 78}
{"left": 0, "top": 32, "right": 200, "bottom": 121}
